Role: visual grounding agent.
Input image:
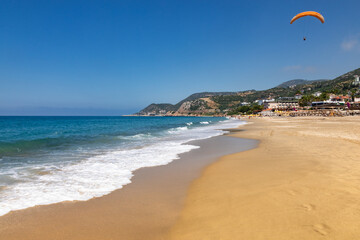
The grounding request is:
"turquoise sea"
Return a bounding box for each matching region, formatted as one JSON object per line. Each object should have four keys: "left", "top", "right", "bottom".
{"left": 0, "top": 116, "right": 244, "bottom": 216}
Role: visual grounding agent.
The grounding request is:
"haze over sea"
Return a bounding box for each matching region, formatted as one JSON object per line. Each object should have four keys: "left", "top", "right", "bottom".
{"left": 0, "top": 116, "right": 243, "bottom": 216}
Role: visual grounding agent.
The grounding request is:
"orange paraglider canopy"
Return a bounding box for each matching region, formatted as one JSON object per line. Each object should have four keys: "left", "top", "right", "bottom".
{"left": 290, "top": 11, "right": 324, "bottom": 24}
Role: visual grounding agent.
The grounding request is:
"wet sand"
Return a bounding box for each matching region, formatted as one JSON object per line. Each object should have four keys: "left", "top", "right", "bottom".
{"left": 0, "top": 133, "right": 257, "bottom": 240}
{"left": 169, "top": 117, "right": 360, "bottom": 240}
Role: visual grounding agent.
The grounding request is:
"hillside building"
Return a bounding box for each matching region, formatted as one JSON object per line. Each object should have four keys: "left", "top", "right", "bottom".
{"left": 263, "top": 99, "right": 299, "bottom": 110}
{"left": 311, "top": 94, "right": 349, "bottom": 109}
{"left": 256, "top": 99, "right": 275, "bottom": 105}
{"left": 353, "top": 75, "right": 360, "bottom": 86}
{"left": 313, "top": 91, "right": 322, "bottom": 97}
{"left": 329, "top": 94, "right": 350, "bottom": 102}
{"left": 311, "top": 101, "right": 345, "bottom": 109}
{"left": 295, "top": 94, "right": 303, "bottom": 99}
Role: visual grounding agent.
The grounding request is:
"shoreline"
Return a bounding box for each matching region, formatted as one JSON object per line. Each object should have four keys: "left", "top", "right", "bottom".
{"left": 0, "top": 127, "right": 257, "bottom": 240}
{"left": 169, "top": 116, "right": 360, "bottom": 239}
{"left": 0, "top": 117, "right": 239, "bottom": 217}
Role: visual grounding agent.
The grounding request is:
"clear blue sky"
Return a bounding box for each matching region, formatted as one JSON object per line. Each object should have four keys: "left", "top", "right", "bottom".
{"left": 1, "top": 0, "right": 359, "bottom": 115}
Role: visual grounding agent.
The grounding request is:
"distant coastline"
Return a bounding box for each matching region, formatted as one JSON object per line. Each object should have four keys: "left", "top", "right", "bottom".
{"left": 136, "top": 67, "right": 360, "bottom": 117}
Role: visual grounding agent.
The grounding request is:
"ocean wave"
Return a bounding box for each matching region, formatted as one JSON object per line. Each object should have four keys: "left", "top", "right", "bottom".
{"left": 200, "top": 121, "right": 209, "bottom": 124}
{"left": 0, "top": 118, "right": 245, "bottom": 216}
{"left": 0, "top": 142, "right": 199, "bottom": 216}
{"left": 167, "top": 126, "right": 188, "bottom": 134}
{"left": 116, "top": 133, "right": 154, "bottom": 140}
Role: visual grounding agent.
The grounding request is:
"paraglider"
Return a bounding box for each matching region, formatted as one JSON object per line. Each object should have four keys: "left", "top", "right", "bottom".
{"left": 290, "top": 11, "right": 324, "bottom": 41}
{"left": 290, "top": 11, "right": 325, "bottom": 24}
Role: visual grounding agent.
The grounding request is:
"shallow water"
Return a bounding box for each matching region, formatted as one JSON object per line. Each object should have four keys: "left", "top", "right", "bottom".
{"left": 0, "top": 116, "right": 244, "bottom": 216}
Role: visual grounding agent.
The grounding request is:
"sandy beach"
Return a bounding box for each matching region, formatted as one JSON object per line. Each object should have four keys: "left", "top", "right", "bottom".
{"left": 1, "top": 116, "right": 360, "bottom": 240}
{"left": 169, "top": 116, "right": 360, "bottom": 239}
{"left": 0, "top": 134, "right": 256, "bottom": 240}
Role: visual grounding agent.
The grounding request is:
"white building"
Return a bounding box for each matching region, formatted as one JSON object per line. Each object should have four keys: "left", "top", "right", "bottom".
{"left": 295, "top": 94, "right": 303, "bottom": 100}
{"left": 259, "top": 99, "right": 275, "bottom": 105}
{"left": 313, "top": 91, "right": 322, "bottom": 97}
{"left": 263, "top": 101, "right": 299, "bottom": 110}
{"left": 353, "top": 75, "right": 360, "bottom": 86}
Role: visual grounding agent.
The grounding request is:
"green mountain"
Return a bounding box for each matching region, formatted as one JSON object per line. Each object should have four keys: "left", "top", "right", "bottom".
{"left": 276, "top": 79, "right": 328, "bottom": 88}
{"left": 137, "top": 68, "right": 360, "bottom": 115}
{"left": 137, "top": 92, "right": 239, "bottom": 115}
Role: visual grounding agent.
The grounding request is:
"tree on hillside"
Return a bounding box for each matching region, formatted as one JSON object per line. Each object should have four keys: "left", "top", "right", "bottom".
{"left": 319, "top": 92, "right": 329, "bottom": 101}
{"left": 299, "top": 95, "right": 317, "bottom": 107}
{"left": 228, "top": 104, "right": 263, "bottom": 115}
{"left": 331, "top": 88, "right": 340, "bottom": 94}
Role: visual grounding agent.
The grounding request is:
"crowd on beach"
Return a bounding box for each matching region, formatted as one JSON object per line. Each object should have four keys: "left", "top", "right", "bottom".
{"left": 287, "top": 109, "right": 360, "bottom": 117}
{"left": 232, "top": 109, "right": 360, "bottom": 118}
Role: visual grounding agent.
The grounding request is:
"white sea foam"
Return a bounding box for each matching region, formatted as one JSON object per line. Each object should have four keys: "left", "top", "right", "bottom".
{"left": 186, "top": 122, "right": 193, "bottom": 126}
{"left": 116, "top": 133, "right": 153, "bottom": 140}
{"left": 200, "top": 121, "right": 209, "bottom": 124}
{"left": 0, "top": 119, "right": 245, "bottom": 216}
{"left": 167, "top": 126, "right": 188, "bottom": 134}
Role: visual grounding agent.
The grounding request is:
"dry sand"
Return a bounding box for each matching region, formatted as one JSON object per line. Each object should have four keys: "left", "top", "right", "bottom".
{"left": 169, "top": 116, "right": 360, "bottom": 240}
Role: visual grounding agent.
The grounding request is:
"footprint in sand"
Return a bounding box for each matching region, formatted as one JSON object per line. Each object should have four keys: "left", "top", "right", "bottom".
{"left": 286, "top": 189, "right": 299, "bottom": 196}
{"left": 301, "top": 204, "right": 315, "bottom": 211}
{"left": 287, "top": 190, "right": 295, "bottom": 196}
{"left": 313, "top": 223, "right": 330, "bottom": 236}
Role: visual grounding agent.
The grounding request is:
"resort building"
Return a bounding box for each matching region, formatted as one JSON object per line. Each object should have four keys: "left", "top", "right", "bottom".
{"left": 295, "top": 94, "right": 303, "bottom": 99}
{"left": 278, "top": 97, "right": 296, "bottom": 101}
{"left": 311, "top": 101, "right": 345, "bottom": 109}
{"left": 329, "top": 94, "right": 350, "bottom": 102}
{"left": 263, "top": 99, "right": 299, "bottom": 110}
{"left": 256, "top": 99, "right": 275, "bottom": 105}
{"left": 263, "top": 102, "right": 279, "bottom": 110}
{"left": 311, "top": 95, "right": 349, "bottom": 109}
